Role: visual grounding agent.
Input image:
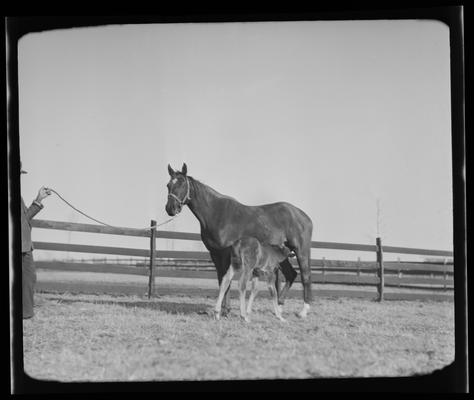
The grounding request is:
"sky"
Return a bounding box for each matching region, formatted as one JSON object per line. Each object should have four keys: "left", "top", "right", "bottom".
{"left": 17, "top": 20, "right": 453, "bottom": 261}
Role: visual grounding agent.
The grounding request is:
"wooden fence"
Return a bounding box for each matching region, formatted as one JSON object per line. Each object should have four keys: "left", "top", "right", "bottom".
{"left": 31, "top": 219, "right": 454, "bottom": 301}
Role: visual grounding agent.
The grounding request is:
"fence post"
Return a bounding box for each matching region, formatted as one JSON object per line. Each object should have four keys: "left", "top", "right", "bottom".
{"left": 357, "top": 257, "right": 361, "bottom": 285}
{"left": 443, "top": 257, "right": 448, "bottom": 291}
{"left": 322, "top": 257, "right": 326, "bottom": 284}
{"left": 397, "top": 257, "right": 402, "bottom": 288}
{"left": 376, "top": 237, "right": 384, "bottom": 301}
{"left": 147, "top": 220, "right": 157, "bottom": 299}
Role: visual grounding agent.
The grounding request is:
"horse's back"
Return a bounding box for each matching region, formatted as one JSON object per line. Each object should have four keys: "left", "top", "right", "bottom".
{"left": 259, "top": 201, "right": 311, "bottom": 222}
{"left": 256, "top": 201, "right": 313, "bottom": 236}
{"left": 204, "top": 198, "right": 313, "bottom": 250}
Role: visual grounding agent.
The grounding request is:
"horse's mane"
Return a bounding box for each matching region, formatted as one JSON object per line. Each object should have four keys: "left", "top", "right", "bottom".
{"left": 187, "top": 175, "right": 240, "bottom": 203}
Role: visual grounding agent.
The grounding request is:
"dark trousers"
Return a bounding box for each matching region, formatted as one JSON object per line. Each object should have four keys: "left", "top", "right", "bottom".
{"left": 22, "top": 251, "right": 36, "bottom": 319}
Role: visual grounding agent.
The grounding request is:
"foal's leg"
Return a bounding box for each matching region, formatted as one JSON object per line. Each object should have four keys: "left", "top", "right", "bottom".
{"left": 267, "top": 272, "right": 286, "bottom": 322}
{"left": 273, "top": 269, "right": 283, "bottom": 316}
{"left": 214, "top": 265, "right": 235, "bottom": 320}
{"left": 246, "top": 276, "right": 259, "bottom": 317}
{"left": 238, "top": 270, "right": 252, "bottom": 322}
{"left": 274, "top": 268, "right": 281, "bottom": 299}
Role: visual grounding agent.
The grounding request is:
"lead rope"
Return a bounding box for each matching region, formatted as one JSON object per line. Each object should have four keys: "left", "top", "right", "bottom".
{"left": 47, "top": 188, "right": 177, "bottom": 230}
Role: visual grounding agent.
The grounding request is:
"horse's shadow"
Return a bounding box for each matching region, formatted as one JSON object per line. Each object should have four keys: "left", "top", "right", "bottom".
{"left": 56, "top": 298, "right": 212, "bottom": 315}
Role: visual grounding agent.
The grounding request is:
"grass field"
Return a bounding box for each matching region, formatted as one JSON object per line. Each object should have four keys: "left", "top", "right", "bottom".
{"left": 23, "top": 288, "right": 455, "bottom": 381}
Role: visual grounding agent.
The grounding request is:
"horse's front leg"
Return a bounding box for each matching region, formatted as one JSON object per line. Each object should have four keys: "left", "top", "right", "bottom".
{"left": 214, "top": 265, "right": 235, "bottom": 320}
{"left": 211, "top": 249, "right": 232, "bottom": 317}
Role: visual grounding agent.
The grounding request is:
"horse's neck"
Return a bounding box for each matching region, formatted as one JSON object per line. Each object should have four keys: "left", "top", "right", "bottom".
{"left": 187, "top": 178, "right": 226, "bottom": 230}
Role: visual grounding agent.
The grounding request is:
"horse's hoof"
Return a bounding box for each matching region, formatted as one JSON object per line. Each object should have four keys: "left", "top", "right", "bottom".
{"left": 241, "top": 315, "right": 251, "bottom": 323}
{"left": 296, "top": 303, "right": 310, "bottom": 319}
{"left": 214, "top": 311, "right": 221, "bottom": 320}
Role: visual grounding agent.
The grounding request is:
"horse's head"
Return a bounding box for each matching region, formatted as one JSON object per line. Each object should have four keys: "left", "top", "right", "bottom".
{"left": 165, "top": 163, "right": 191, "bottom": 216}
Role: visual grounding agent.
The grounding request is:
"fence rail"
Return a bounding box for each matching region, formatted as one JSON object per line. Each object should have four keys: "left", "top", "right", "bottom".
{"left": 31, "top": 219, "right": 454, "bottom": 300}
{"left": 34, "top": 260, "right": 454, "bottom": 290}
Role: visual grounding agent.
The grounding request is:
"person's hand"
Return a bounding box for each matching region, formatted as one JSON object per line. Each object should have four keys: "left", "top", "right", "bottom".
{"left": 35, "top": 186, "right": 52, "bottom": 203}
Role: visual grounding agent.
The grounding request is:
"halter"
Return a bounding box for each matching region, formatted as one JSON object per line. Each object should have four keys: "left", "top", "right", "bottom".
{"left": 168, "top": 176, "right": 191, "bottom": 207}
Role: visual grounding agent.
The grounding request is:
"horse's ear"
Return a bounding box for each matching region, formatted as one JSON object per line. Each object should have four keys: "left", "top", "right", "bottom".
{"left": 181, "top": 163, "right": 188, "bottom": 176}
{"left": 168, "top": 164, "right": 175, "bottom": 177}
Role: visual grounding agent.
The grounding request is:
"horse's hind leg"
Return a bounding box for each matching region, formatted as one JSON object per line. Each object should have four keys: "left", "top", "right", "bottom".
{"left": 294, "top": 245, "right": 312, "bottom": 319}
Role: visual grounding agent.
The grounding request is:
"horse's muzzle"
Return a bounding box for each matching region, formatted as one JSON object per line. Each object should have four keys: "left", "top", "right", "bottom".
{"left": 165, "top": 199, "right": 181, "bottom": 216}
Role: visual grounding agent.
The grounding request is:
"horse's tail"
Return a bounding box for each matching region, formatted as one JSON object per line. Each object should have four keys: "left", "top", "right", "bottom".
{"left": 279, "top": 258, "right": 298, "bottom": 287}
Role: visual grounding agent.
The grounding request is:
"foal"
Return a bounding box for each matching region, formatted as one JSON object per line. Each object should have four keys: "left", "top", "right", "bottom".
{"left": 214, "top": 237, "right": 293, "bottom": 322}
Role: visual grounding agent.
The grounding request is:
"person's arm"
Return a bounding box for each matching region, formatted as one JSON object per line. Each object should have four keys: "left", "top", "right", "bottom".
{"left": 25, "top": 187, "right": 51, "bottom": 220}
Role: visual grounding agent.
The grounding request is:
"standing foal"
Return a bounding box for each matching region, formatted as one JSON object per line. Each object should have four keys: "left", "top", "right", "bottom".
{"left": 214, "top": 237, "right": 293, "bottom": 322}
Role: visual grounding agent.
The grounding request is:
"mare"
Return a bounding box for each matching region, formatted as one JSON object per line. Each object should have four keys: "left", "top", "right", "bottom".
{"left": 165, "top": 163, "right": 313, "bottom": 318}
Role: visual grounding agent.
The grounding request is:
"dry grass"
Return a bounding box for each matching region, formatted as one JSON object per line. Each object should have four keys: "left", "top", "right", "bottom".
{"left": 23, "top": 291, "right": 454, "bottom": 382}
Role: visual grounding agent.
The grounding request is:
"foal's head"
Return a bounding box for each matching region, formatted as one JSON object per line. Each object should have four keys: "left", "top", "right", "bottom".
{"left": 269, "top": 244, "right": 293, "bottom": 261}
{"left": 165, "top": 163, "right": 191, "bottom": 216}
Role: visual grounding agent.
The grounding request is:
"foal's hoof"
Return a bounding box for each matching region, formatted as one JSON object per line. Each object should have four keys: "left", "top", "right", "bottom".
{"left": 240, "top": 315, "right": 251, "bottom": 323}
{"left": 213, "top": 311, "right": 221, "bottom": 320}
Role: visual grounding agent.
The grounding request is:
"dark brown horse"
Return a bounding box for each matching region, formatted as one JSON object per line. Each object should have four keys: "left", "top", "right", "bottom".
{"left": 165, "top": 163, "right": 313, "bottom": 318}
